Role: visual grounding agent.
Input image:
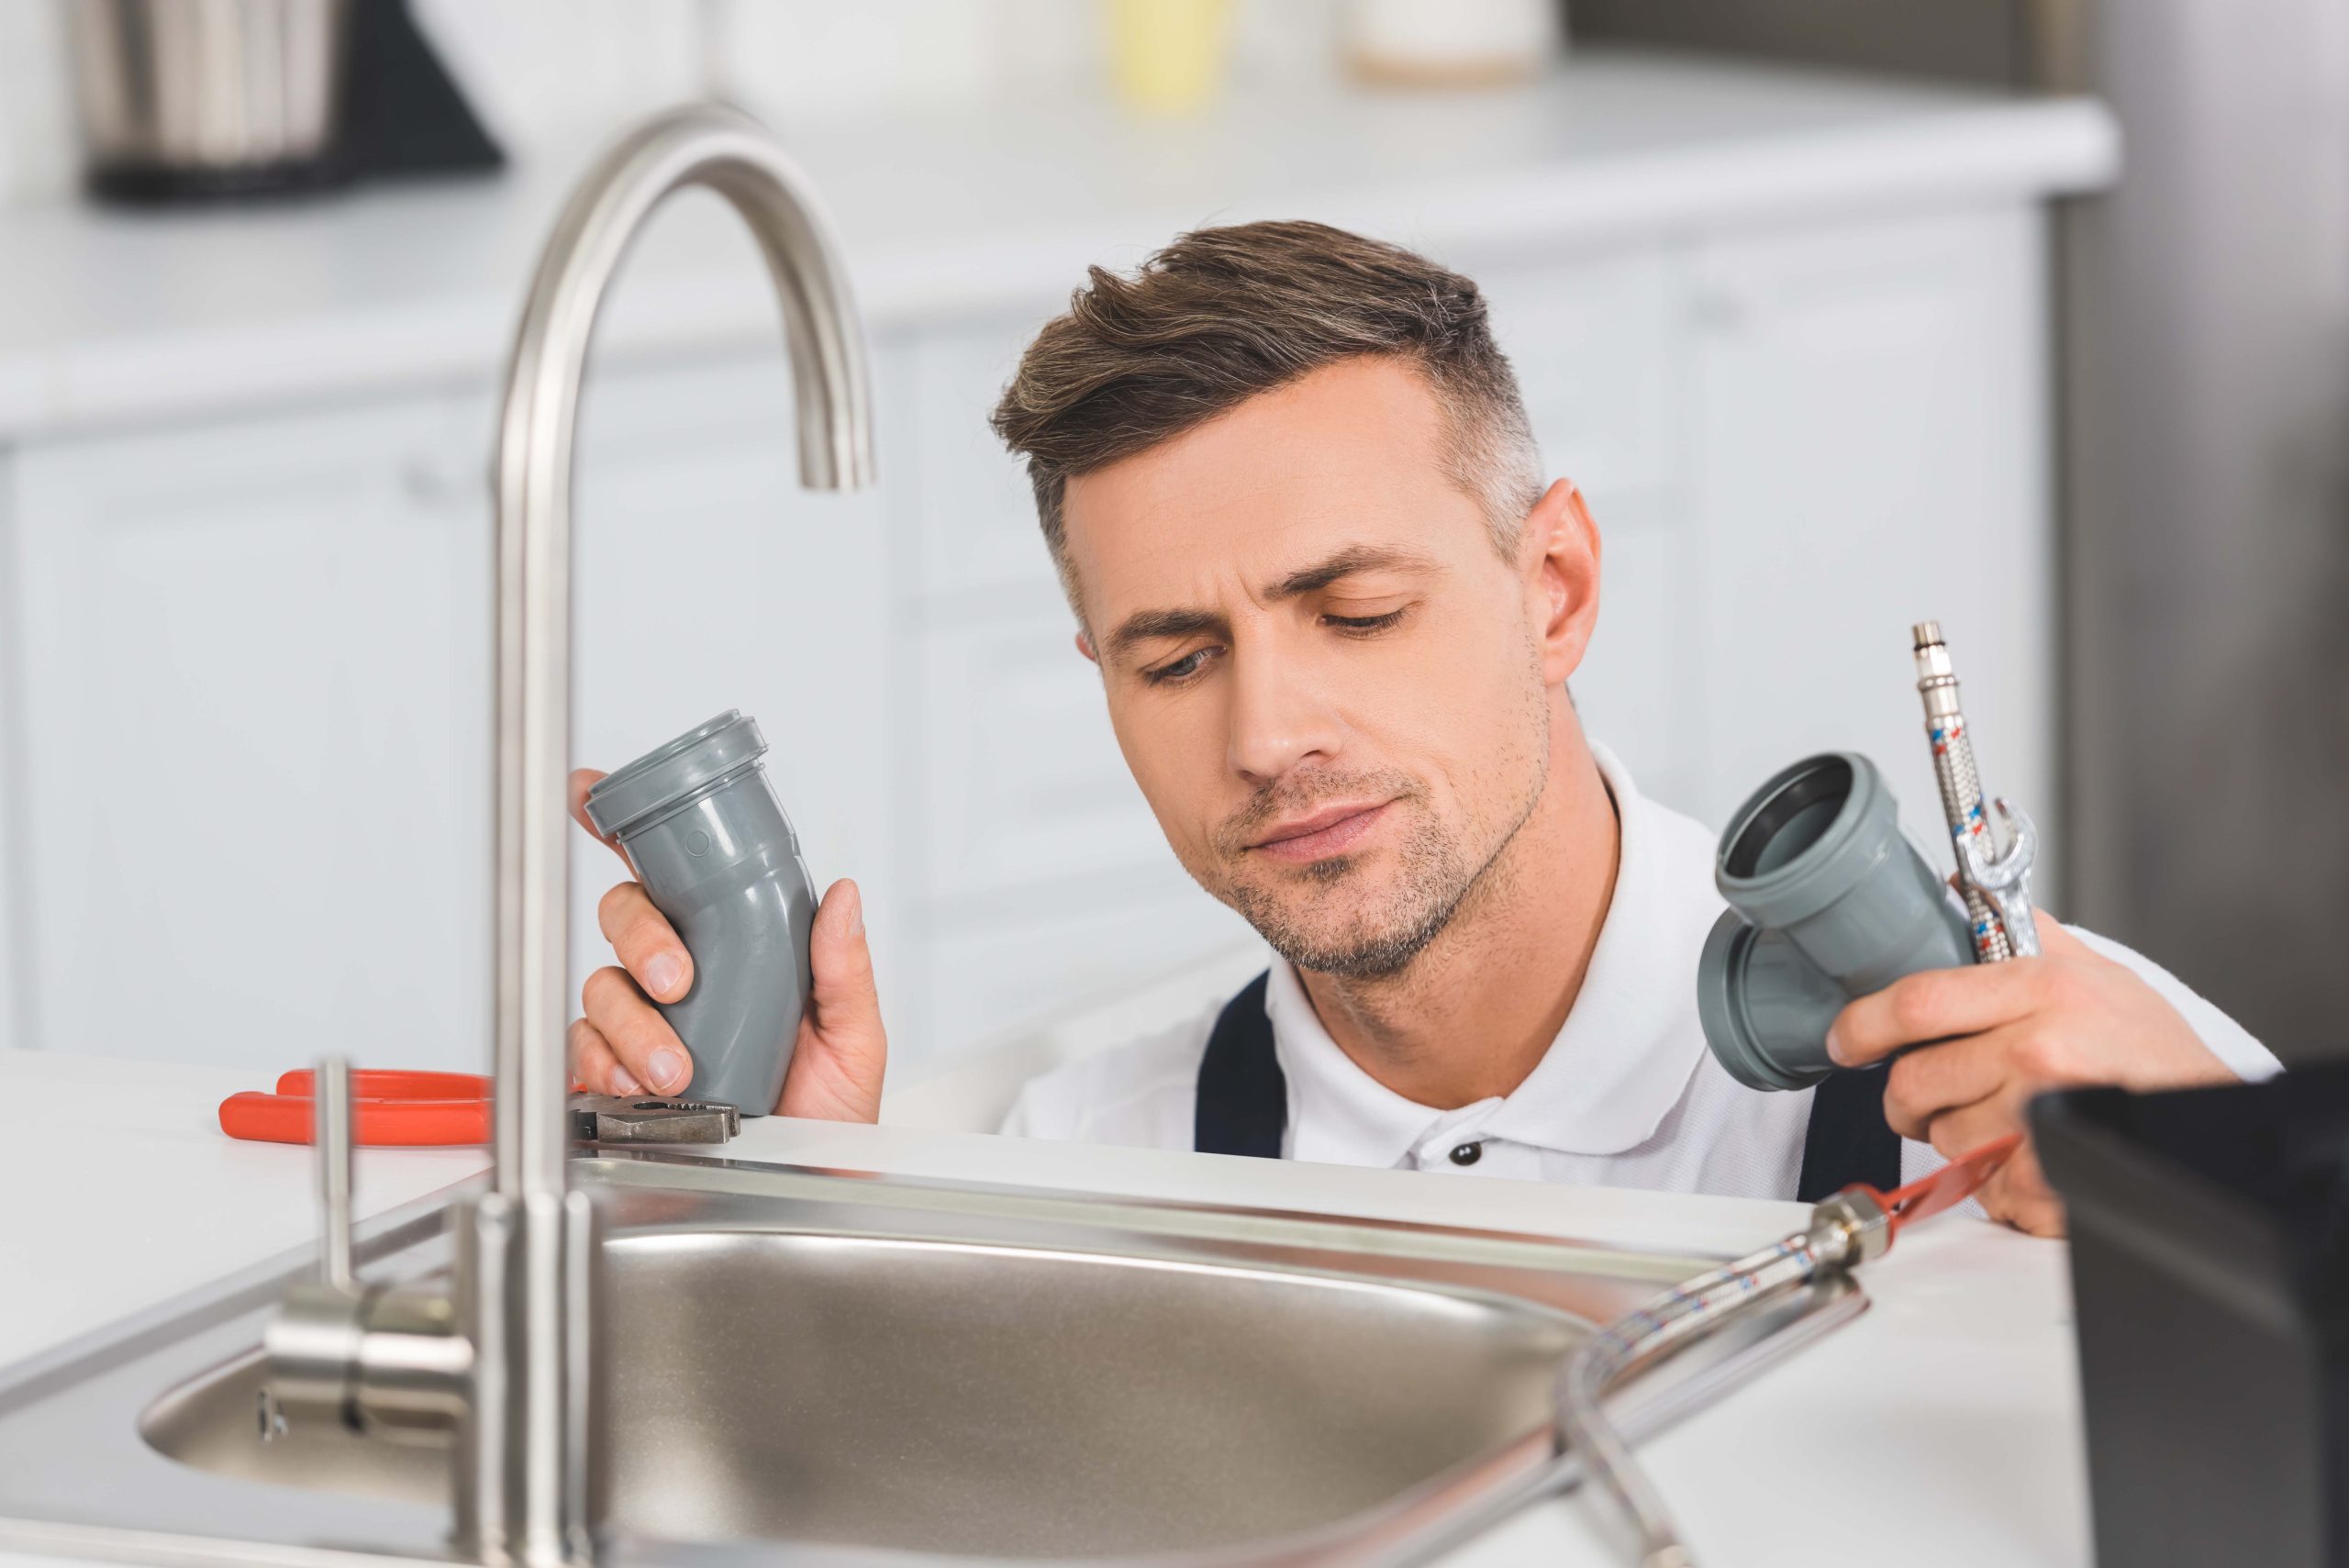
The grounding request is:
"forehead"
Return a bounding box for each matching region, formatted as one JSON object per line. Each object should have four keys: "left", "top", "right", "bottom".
{"left": 1060, "top": 357, "right": 1480, "bottom": 624}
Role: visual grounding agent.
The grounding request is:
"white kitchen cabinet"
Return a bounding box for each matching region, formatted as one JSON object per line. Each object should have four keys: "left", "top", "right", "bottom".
{"left": 6, "top": 393, "right": 495, "bottom": 1070}
{"left": 0, "top": 206, "right": 2061, "bottom": 1081}
{"left": 1683, "top": 206, "right": 2054, "bottom": 876}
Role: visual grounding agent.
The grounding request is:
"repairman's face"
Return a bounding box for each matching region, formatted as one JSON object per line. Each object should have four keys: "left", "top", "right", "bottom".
{"left": 1062, "top": 356, "right": 1584, "bottom": 977}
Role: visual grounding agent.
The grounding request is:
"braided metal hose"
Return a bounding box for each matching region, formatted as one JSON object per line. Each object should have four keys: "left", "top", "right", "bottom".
{"left": 1912, "top": 621, "right": 2013, "bottom": 962}
{"left": 1553, "top": 1193, "right": 1891, "bottom": 1568}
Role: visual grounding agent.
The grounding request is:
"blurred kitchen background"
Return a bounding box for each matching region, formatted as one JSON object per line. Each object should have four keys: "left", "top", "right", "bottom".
{"left": 0, "top": 0, "right": 2339, "bottom": 1105}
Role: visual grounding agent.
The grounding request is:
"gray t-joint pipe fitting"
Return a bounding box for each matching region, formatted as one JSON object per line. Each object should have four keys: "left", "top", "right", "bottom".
{"left": 584, "top": 711, "right": 817, "bottom": 1114}
{"left": 1696, "top": 752, "right": 1973, "bottom": 1092}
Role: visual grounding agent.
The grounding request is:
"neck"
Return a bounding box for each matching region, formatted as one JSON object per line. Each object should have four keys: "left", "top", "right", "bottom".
{"left": 1295, "top": 695, "right": 1620, "bottom": 1109}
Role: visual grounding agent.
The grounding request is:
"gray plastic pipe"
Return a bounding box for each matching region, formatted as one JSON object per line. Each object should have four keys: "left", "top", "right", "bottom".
{"left": 585, "top": 711, "right": 816, "bottom": 1115}
{"left": 1697, "top": 752, "right": 1973, "bottom": 1091}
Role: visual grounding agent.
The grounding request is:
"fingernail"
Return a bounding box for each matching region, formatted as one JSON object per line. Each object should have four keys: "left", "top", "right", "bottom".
{"left": 611, "top": 1067, "right": 641, "bottom": 1095}
{"left": 644, "top": 953, "right": 685, "bottom": 998}
{"left": 844, "top": 885, "right": 864, "bottom": 939}
{"left": 1825, "top": 1026, "right": 1849, "bottom": 1066}
{"left": 649, "top": 1049, "right": 686, "bottom": 1093}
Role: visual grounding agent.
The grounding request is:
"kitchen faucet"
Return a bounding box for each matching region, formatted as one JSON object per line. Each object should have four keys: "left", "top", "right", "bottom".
{"left": 259, "top": 104, "right": 875, "bottom": 1565}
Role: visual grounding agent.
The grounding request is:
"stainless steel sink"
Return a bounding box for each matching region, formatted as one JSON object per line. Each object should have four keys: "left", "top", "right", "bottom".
{"left": 0, "top": 1151, "right": 1860, "bottom": 1566}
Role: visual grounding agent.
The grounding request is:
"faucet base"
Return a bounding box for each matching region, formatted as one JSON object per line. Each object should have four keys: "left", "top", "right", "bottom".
{"left": 452, "top": 1187, "right": 606, "bottom": 1566}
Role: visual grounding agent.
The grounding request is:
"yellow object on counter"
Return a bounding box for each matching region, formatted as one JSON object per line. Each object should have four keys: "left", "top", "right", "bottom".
{"left": 1105, "top": 0, "right": 1233, "bottom": 115}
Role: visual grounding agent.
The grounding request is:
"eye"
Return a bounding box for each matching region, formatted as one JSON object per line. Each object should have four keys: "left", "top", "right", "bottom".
{"left": 1322, "top": 607, "right": 1408, "bottom": 636}
{"left": 1141, "top": 646, "right": 1220, "bottom": 686}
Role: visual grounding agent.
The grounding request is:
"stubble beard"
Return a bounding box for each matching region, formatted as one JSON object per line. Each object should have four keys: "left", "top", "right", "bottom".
{"left": 1205, "top": 669, "right": 1553, "bottom": 982}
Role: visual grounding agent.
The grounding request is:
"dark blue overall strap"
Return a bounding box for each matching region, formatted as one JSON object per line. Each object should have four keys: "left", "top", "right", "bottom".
{"left": 1796, "top": 1067, "right": 1901, "bottom": 1201}
{"left": 1194, "top": 971, "right": 1285, "bottom": 1159}
{"left": 1195, "top": 965, "right": 1902, "bottom": 1195}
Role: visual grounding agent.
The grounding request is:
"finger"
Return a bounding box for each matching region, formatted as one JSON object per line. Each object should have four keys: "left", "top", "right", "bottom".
{"left": 1881, "top": 1025, "right": 2034, "bottom": 1140}
{"left": 596, "top": 881, "right": 693, "bottom": 1003}
{"left": 1983, "top": 1148, "right": 2068, "bottom": 1238}
{"left": 567, "top": 1017, "right": 641, "bottom": 1095}
{"left": 568, "top": 768, "right": 634, "bottom": 870}
{"left": 777, "top": 880, "right": 887, "bottom": 1123}
{"left": 2032, "top": 914, "right": 2086, "bottom": 957}
{"left": 582, "top": 965, "right": 693, "bottom": 1095}
{"left": 1926, "top": 1098, "right": 2032, "bottom": 1173}
{"left": 807, "top": 879, "right": 884, "bottom": 1042}
{"left": 1828, "top": 959, "right": 2053, "bottom": 1067}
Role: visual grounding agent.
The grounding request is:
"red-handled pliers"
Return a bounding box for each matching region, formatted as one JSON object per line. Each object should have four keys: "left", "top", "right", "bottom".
{"left": 218, "top": 1068, "right": 492, "bottom": 1146}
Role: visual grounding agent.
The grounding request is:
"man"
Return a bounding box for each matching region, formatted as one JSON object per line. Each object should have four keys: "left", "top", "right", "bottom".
{"left": 567, "top": 221, "right": 2272, "bottom": 1235}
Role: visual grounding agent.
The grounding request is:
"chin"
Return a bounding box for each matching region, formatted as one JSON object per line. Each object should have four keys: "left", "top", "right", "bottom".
{"left": 1222, "top": 871, "right": 1448, "bottom": 980}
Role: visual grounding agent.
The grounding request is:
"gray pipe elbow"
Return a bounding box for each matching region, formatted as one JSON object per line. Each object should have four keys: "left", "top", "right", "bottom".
{"left": 1697, "top": 752, "right": 1974, "bottom": 1092}
{"left": 585, "top": 712, "right": 817, "bottom": 1114}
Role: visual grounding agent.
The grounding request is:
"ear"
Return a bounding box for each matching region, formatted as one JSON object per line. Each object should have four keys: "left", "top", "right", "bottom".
{"left": 1074, "top": 628, "right": 1098, "bottom": 663}
{"left": 1520, "top": 478, "right": 1601, "bottom": 686}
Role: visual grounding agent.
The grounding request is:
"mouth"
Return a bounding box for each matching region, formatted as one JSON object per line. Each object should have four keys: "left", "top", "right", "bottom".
{"left": 1247, "top": 800, "right": 1394, "bottom": 865}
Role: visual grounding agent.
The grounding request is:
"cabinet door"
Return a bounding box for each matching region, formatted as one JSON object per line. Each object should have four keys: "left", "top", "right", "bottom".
{"left": 1686, "top": 206, "right": 2054, "bottom": 868}
{"left": 7, "top": 393, "right": 494, "bottom": 1069}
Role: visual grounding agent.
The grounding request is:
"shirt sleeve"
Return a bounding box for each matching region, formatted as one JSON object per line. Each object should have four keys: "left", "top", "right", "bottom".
{"left": 2070, "top": 926, "right": 2281, "bottom": 1082}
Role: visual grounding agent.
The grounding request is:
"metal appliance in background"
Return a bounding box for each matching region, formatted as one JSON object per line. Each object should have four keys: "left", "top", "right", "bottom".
{"left": 62, "top": 0, "right": 499, "bottom": 203}
{"left": 65, "top": 0, "right": 354, "bottom": 199}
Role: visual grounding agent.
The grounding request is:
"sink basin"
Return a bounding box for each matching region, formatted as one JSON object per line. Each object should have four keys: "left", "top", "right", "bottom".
{"left": 148, "top": 1231, "right": 1568, "bottom": 1556}
{"left": 0, "top": 1151, "right": 1860, "bottom": 1566}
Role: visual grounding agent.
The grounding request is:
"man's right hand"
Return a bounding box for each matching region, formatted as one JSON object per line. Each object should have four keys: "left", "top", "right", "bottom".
{"left": 564, "top": 767, "right": 888, "bottom": 1123}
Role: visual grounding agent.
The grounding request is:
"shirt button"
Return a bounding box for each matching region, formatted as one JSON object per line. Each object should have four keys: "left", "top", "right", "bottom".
{"left": 1448, "top": 1141, "right": 1484, "bottom": 1167}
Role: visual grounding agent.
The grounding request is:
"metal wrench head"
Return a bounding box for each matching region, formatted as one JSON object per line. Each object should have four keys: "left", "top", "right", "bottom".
{"left": 1957, "top": 800, "right": 2041, "bottom": 957}
{"left": 1958, "top": 798, "right": 2037, "bottom": 889}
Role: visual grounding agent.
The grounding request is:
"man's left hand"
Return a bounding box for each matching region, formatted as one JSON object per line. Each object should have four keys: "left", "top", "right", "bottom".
{"left": 1826, "top": 917, "right": 2234, "bottom": 1237}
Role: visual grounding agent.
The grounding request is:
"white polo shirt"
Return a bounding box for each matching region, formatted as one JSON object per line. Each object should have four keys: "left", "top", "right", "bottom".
{"left": 999, "top": 745, "right": 2279, "bottom": 1200}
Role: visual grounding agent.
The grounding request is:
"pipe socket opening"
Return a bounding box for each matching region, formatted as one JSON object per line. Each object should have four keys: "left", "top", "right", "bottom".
{"left": 1724, "top": 756, "right": 1853, "bottom": 881}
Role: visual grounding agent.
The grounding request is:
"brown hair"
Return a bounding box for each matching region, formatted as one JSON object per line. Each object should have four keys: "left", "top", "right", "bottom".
{"left": 990, "top": 220, "right": 1542, "bottom": 608}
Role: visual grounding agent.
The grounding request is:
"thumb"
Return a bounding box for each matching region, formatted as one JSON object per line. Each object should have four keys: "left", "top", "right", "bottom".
{"left": 807, "top": 880, "right": 883, "bottom": 1033}
{"left": 778, "top": 879, "right": 886, "bottom": 1122}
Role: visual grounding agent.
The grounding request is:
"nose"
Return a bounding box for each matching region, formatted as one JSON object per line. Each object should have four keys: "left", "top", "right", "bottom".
{"left": 1225, "top": 638, "right": 1348, "bottom": 786}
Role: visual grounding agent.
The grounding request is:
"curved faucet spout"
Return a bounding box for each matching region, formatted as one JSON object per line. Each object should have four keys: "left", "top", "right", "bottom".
{"left": 477, "top": 103, "right": 875, "bottom": 1562}
{"left": 495, "top": 102, "right": 875, "bottom": 1201}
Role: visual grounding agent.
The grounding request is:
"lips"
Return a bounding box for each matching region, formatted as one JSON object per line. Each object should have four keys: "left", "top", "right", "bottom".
{"left": 1248, "top": 800, "right": 1393, "bottom": 864}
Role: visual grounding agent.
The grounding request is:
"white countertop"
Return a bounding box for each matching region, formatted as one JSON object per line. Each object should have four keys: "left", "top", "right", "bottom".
{"left": 0, "top": 1047, "right": 2090, "bottom": 1568}
{"left": 0, "top": 49, "right": 2115, "bottom": 443}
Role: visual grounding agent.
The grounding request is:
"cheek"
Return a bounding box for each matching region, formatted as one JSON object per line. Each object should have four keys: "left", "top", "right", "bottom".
{"left": 1346, "top": 603, "right": 1540, "bottom": 767}
{"left": 1103, "top": 685, "right": 1224, "bottom": 851}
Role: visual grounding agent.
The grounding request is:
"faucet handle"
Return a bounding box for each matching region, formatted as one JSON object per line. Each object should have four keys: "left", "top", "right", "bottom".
{"left": 316, "top": 1055, "right": 355, "bottom": 1292}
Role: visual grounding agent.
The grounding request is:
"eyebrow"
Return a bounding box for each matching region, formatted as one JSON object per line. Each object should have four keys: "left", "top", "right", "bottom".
{"left": 1104, "top": 606, "right": 1230, "bottom": 662}
{"left": 1265, "top": 544, "right": 1442, "bottom": 601}
{"left": 1103, "top": 544, "right": 1443, "bottom": 663}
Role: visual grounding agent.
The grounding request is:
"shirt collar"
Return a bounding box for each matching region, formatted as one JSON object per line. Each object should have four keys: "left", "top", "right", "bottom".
{"left": 1271, "top": 744, "right": 1717, "bottom": 1165}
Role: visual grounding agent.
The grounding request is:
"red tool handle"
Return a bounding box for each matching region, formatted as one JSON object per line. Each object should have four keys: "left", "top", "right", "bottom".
{"left": 273, "top": 1068, "right": 491, "bottom": 1100}
{"left": 219, "top": 1091, "right": 491, "bottom": 1146}
{"left": 1846, "top": 1133, "right": 2025, "bottom": 1246}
